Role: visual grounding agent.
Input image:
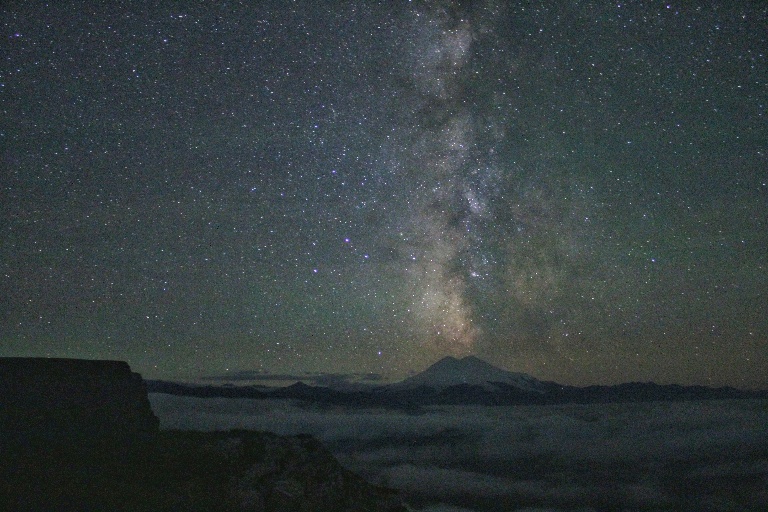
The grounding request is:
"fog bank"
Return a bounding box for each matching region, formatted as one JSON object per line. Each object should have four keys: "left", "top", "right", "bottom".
{"left": 149, "top": 395, "right": 768, "bottom": 511}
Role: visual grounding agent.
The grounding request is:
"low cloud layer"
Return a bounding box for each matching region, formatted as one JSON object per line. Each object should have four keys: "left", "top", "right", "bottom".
{"left": 149, "top": 395, "right": 768, "bottom": 511}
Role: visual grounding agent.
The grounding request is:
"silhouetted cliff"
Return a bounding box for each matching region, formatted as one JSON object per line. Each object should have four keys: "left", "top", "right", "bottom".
{"left": 0, "top": 357, "right": 404, "bottom": 511}
{"left": 0, "top": 357, "right": 159, "bottom": 453}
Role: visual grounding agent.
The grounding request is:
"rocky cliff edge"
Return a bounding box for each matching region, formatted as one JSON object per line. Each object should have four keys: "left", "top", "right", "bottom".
{"left": 0, "top": 357, "right": 405, "bottom": 511}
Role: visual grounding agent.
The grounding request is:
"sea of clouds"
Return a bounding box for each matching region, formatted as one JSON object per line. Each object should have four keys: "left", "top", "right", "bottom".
{"left": 148, "top": 395, "right": 768, "bottom": 511}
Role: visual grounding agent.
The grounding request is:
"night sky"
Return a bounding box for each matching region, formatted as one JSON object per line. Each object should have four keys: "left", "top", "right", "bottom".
{"left": 2, "top": 2, "right": 766, "bottom": 388}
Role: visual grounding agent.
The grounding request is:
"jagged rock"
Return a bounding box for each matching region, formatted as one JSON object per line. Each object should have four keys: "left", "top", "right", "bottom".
{"left": 152, "top": 430, "right": 406, "bottom": 512}
{"left": 0, "top": 358, "right": 405, "bottom": 511}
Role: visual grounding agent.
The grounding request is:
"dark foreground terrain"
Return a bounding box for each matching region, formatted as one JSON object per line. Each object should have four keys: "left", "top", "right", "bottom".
{"left": 0, "top": 357, "right": 404, "bottom": 512}
{"left": 1, "top": 429, "right": 404, "bottom": 512}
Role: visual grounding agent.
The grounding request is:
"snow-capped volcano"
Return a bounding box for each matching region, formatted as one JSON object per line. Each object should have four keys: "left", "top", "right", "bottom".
{"left": 394, "top": 355, "right": 544, "bottom": 392}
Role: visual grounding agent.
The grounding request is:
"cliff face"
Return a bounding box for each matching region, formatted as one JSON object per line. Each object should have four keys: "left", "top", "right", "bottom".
{"left": 0, "top": 357, "right": 159, "bottom": 451}
{"left": 0, "top": 358, "right": 404, "bottom": 511}
{"left": 146, "top": 429, "right": 405, "bottom": 512}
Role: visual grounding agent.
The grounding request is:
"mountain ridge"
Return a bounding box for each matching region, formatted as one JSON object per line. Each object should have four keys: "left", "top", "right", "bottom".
{"left": 146, "top": 355, "right": 768, "bottom": 407}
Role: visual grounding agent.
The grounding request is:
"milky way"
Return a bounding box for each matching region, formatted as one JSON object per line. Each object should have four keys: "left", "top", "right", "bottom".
{"left": 390, "top": 4, "right": 588, "bottom": 359}
{"left": 398, "top": 6, "right": 482, "bottom": 356}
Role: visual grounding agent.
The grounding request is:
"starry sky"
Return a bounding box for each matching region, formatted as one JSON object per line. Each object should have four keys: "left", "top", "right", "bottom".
{"left": 2, "top": 2, "right": 766, "bottom": 388}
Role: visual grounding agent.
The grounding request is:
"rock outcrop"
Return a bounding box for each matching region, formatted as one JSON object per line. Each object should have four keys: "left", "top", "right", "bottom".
{"left": 0, "top": 357, "right": 159, "bottom": 453}
{"left": 146, "top": 429, "right": 406, "bottom": 512}
{"left": 0, "top": 357, "right": 405, "bottom": 511}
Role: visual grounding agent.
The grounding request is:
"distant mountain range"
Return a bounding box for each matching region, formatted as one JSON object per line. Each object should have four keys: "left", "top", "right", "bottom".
{"left": 147, "top": 356, "right": 768, "bottom": 408}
